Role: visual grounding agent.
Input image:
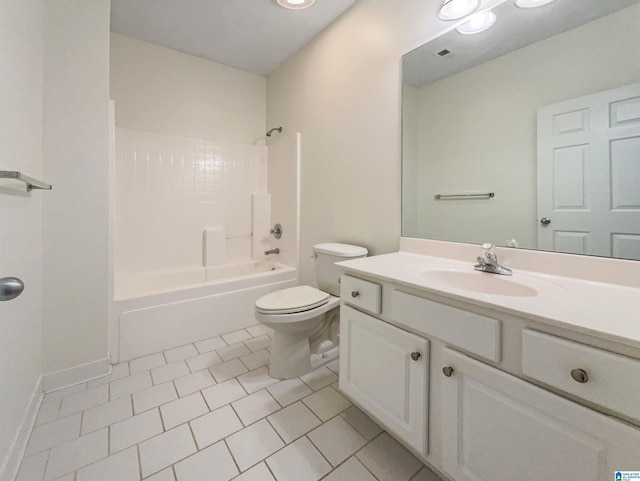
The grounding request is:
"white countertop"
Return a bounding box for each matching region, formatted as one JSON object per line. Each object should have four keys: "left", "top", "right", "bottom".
{"left": 337, "top": 252, "right": 640, "bottom": 350}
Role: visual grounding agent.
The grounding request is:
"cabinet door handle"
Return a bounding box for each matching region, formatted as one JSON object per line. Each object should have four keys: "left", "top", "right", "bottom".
{"left": 442, "top": 366, "right": 454, "bottom": 377}
{"left": 410, "top": 352, "right": 421, "bottom": 361}
{"left": 570, "top": 368, "right": 589, "bottom": 384}
{"left": 351, "top": 291, "right": 360, "bottom": 298}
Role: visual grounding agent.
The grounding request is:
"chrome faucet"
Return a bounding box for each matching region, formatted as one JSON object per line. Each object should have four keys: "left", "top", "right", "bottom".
{"left": 474, "top": 243, "right": 512, "bottom": 276}
{"left": 264, "top": 248, "right": 280, "bottom": 255}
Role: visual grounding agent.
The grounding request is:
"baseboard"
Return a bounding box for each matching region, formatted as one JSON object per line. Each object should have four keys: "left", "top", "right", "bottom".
{"left": 42, "top": 357, "right": 110, "bottom": 393}
{"left": 0, "top": 377, "right": 43, "bottom": 481}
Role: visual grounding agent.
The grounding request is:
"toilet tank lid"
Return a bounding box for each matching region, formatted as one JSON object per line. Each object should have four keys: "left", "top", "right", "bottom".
{"left": 313, "top": 243, "right": 368, "bottom": 257}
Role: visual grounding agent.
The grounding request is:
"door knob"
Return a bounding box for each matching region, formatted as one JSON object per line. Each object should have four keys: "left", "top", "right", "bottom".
{"left": 0, "top": 277, "right": 24, "bottom": 301}
{"left": 351, "top": 291, "right": 360, "bottom": 298}
{"left": 410, "top": 352, "right": 421, "bottom": 361}
{"left": 442, "top": 366, "right": 454, "bottom": 377}
{"left": 540, "top": 217, "right": 551, "bottom": 225}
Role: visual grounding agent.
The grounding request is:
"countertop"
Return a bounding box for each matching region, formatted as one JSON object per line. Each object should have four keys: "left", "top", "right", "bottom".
{"left": 337, "top": 252, "right": 640, "bottom": 350}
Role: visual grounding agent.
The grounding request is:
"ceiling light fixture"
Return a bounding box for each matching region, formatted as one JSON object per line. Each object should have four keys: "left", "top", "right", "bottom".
{"left": 456, "top": 10, "right": 496, "bottom": 35}
{"left": 276, "top": 0, "right": 315, "bottom": 10}
{"left": 514, "top": 0, "right": 556, "bottom": 9}
{"left": 437, "top": 0, "right": 480, "bottom": 21}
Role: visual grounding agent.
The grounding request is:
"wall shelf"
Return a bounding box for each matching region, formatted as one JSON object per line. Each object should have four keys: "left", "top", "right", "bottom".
{"left": 0, "top": 171, "right": 52, "bottom": 192}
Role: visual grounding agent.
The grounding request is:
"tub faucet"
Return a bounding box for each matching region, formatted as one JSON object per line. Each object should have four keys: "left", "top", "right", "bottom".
{"left": 264, "top": 248, "right": 280, "bottom": 255}
{"left": 474, "top": 243, "right": 512, "bottom": 276}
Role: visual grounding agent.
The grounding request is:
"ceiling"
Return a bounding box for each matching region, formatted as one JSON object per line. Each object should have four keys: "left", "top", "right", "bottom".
{"left": 403, "top": 0, "right": 639, "bottom": 88}
{"left": 110, "top": 0, "right": 355, "bottom": 76}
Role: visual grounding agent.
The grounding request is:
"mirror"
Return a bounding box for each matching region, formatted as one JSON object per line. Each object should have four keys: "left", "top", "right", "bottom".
{"left": 402, "top": 0, "right": 640, "bottom": 260}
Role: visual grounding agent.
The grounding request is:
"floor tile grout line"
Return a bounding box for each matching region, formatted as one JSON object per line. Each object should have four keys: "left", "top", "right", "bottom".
{"left": 133, "top": 425, "right": 194, "bottom": 478}
{"left": 157, "top": 406, "right": 167, "bottom": 432}
{"left": 222, "top": 437, "right": 242, "bottom": 477}
{"left": 352, "top": 430, "right": 388, "bottom": 481}
{"left": 136, "top": 443, "right": 143, "bottom": 481}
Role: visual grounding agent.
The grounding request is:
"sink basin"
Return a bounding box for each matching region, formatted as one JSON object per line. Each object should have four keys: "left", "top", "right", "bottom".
{"left": 418, "top": 269, "right": 539, "bottom": 297}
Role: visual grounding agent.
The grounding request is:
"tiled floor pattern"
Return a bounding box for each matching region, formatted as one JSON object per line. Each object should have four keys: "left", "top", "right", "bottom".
{"left": 16, "top": 324, "right": 443, "bottom": 481}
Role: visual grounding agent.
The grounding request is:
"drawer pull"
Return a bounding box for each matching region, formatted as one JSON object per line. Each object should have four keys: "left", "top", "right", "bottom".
{"left": 410, "top": 352, "right": 421, "bottom": 361}
{"left": 570, "top": 368, "right": 589, "bottom": 384}
{"left": 442, "top": 366, "right": 454, "bottom": 377}
{"left": 351, "top": 291, "right": 360, "bottom": 298}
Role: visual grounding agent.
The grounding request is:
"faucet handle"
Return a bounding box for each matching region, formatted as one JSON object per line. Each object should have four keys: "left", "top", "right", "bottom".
{"left": 481, "top": 243, "right": 497, "bottom": 261}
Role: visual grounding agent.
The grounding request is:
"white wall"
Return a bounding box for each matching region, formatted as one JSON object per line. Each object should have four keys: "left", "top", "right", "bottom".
{"left": 412, "top": 4, "right": 640, "bottom": 248}
{"left": 402, "top": 85, "right": 419, "bottom": 238}
{"left": 0, "top": 0, "right": 44, "bottom": 473}
{"left": 42, "top": 0, "right": 111, "bottom": 372}
{"left": 110, "top": 33, "right": 267, "bottom": 144}
{"left": 266, "top": 0, "right": 505, "bottom": 286}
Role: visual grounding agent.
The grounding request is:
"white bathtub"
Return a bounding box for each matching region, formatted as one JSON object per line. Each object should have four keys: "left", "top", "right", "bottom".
{"left": 110, "top": 261, "right": 297, "bottom": 363}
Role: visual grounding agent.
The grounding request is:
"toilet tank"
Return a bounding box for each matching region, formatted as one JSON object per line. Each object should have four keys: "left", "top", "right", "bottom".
{"left": 313, "top": 243, "right": 368, "bottom": 296}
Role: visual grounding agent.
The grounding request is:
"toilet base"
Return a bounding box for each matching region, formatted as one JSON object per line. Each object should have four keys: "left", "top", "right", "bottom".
{"left": 269, "top": 331, "right": 339, "bottom": 380}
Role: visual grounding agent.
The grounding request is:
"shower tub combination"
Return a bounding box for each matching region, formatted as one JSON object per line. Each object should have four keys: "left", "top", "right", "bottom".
{"left": 110, "top": 127, "right": 301, "bottom": 364}
{"left": 110, "top": 260, "right": 297, "bottom": 363}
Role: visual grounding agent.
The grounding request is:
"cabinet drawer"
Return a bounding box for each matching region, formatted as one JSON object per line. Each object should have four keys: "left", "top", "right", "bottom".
{"left": 522, "top": 330, "right": 640, "bottom": 421}
{"left": 340, "top": 275, "right": 382, "bottom": 315}
{"left": 392, "top": 290, "right": 500, "bottom": 362}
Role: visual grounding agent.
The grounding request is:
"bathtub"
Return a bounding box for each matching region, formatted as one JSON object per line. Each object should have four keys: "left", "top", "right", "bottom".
{"left": 110, "top": 261, "right": 297, "bottom": 363}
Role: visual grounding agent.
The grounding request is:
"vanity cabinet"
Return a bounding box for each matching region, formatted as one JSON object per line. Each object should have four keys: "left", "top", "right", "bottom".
{"left": 441, "top": 347, "right": 640, "bottom": 481}
{"left": 338, "top": 268, "right": 640, "bottom": 481}
{"left": 339, "top": 304, "right": 428, "bottom": 454}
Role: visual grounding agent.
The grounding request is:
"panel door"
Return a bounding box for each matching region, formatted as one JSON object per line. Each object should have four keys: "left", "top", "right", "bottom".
{"left": 441, "top": 348, "right": 640, "bottom": 481}
{"left": 339, "top": 305, "right": 429, "bottom": 454}
{"left": 537, "top": 82, "right": 640, "bottom": 259}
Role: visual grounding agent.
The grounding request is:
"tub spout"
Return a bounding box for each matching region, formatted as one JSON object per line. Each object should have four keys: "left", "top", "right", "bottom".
{"left": 264, "top": 248, "right": 280, "bottom": 255}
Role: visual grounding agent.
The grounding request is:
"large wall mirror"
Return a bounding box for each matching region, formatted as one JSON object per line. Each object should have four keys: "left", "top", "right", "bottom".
{"left": 402, "top": 0, "right": 640, "bottom": 260}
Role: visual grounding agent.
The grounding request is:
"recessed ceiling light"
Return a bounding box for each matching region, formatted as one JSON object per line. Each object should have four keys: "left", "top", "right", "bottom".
{"left": 277, "top": 0, "right": 315, "bottom": 10}
{"left": 438, "top": 0, "right": 480, "bottom": 21}
{"left": 514, "top": 0, "right": 556, "bottom": 9}
{"left": 456, "top": 10, "right": 496, "bottom": 35}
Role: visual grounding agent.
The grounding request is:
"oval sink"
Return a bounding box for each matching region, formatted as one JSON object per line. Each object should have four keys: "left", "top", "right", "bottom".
{"left": 419, "top": 269, "right": 539, "bottom": 297}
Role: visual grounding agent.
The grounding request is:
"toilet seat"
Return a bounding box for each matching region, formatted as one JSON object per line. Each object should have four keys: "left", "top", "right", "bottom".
{"left": 256, "top": 285, "right": 330, "bottom": 315}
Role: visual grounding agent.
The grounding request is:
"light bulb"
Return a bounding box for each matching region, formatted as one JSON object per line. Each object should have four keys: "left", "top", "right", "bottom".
{"left": 514, "top": 0, "right": 556, "bottom": 9}
{"left": 456, "top": 10, "right": 496, "bottom": 35}
{"left": 438, "top": 0, "right": 481, "bottom": 21}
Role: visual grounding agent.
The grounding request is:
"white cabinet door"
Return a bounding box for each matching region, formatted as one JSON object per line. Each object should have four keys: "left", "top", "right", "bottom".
{"left": 441, "top": 348, "right": 640, "bottom": 481}
{"left": 339, "top": 305, "right": 429, "bottom": 454}
{"left": 537, "top": 82, "right": 640, "bottom": 259}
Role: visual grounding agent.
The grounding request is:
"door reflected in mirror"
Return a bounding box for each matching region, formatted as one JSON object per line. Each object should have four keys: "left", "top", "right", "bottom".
{"left": 402, "top": 0, "right": 640, "bottom": 260}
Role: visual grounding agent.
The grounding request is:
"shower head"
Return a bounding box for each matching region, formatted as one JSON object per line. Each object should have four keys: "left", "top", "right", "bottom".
{"left": 266, "top": 127, "right": 282, "bottom": 137}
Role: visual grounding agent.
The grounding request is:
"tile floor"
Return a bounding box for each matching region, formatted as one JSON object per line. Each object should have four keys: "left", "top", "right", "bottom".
{"left": 16, "top": 324, "right": 443, "bottom": 481}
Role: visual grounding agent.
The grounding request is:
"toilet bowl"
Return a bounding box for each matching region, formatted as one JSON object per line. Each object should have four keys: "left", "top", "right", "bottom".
{"left": 255, "top": 243, "right": 367, "bottom": 379}
{"left": 256, "top": 285, "right": 340, "bottom": 379}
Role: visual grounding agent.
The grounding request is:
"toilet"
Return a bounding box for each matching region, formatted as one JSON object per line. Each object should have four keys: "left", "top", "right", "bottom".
{"left": 255, "top": 243, "right": 368, "bottom": 379}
